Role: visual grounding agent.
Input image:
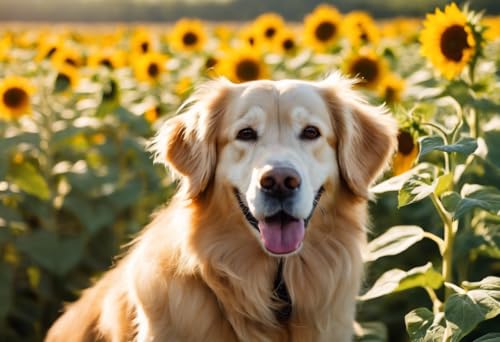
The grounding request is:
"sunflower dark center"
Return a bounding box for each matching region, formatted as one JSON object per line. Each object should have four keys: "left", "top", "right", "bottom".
{"left": 283, "top": 39, "right": 295, "bottom": 50}
{"left": 235, "top": 59, "right": 260, "bottom": 82}
{"left": 46, "top": 47, "right": 57, "bottom": 59}
{"left": 265, "top": 27, "right": 276, "bottom": 38}
{"left": 140, "top": 42, "right": 149, "bottom": 53}
{"left": 100, "top": 58, "right": 113, "bottom": 69}
{"left": 440, "top": 24, "right": 470, "bottom": 62}
{"left": 385, "top": 86, "right": 397, "bottom": 103}
{"left": 65, "top": 58, "right": 77, "bottom": 66}
{"left": 351, "top": 57, "right": 379, "bottom": 83}
{"left": 182, "top": 32, "right": 198, "bottom": 46}
{"left": 3, "top": 87, "right": 28, "bottom": 109}
{"left": 147, "top": 63, "right": 160, "bottom": 78}
{"left": 315, "top": 21, "right": 337, "bottom": 42}
{"left": 360, "top": 31, "right": 369, "bottom": 42}
{"left": 397, "top": 131, "right": 414, "bottom": 155}
{"left": 205, "top": 56, "right": 217, "bottom": 69}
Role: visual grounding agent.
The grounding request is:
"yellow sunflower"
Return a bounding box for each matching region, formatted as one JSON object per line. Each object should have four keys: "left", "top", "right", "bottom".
{"left": 36, "top": 36, "right": 63, "bottom": 61}
{"left": 343, "top": 11, "right": 380, "bottom": 47}
{"left": 133, "top": 53, "right": 167, "bottom": 83}
{"left": 144, "top": 105, "right": 161, "bottom": 124}
{"left": 88, "top": 49, "right": 127, "bottom": 69}
{"left": 344, "top": 49, "right": 387, "bottom": 89}
{"left": 273, "top": 29, "right": 299, "bottom": 55}
{"left": 54, "top": 64, "right": 79, "bottom": 92}
{"left": 218, "top": 49, "right": 268, "bottom": 83}
{"left": 483, "top": 16, "right": 500, "bottom": 41}
{"left": 303, "top": 4, "right": 342, "bottom": 52}
{"left": 51, "top": 46, "right": 83, "bottom": 68}
{"left": 169, "top": 19, "right": 207, "bottom": 53}
{"left": 95, "top": 28, "right": 125, "bottom": 48}
{"left": 0, "top": 76, "right": 35, "bottom": 120}
{"left": 238, "top": 25, "right": 259, "bottom": 48}
{"left": 214, "top": 24, "right": 233, "bottom": 49}
{"left": 0, "top": 36, "right": 11, "bottom": 62}
{"left": 175, "top": 77, "right": 193, "bottom": 97}
{"left": 252, "top": 13, "right": 286, "bottom": 47}
{"left": 131, "top": 29, "right": 155, "bottom": 55}
{"left": 393, "top": 130, "right": 419, "bottom": 175}
{"left": 380, "top": 18, "right": 421, "bottom": 43}
{"left": 420, "top": 3, "right": 477, "bottom": 80}
{"left": 15, "top": 30, "right": 38, "bottom": 49}
{"left": 378, "top": 74, "right": 405, "bottom": 104}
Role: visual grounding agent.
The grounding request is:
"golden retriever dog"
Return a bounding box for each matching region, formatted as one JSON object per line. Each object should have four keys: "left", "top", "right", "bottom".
{"left": 46, "top": 73, "right": 397, "bottom": 342}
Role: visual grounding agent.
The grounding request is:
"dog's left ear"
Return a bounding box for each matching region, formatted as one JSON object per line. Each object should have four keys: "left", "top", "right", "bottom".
{"left": 150, "top": 79, "right": 230, "bottom": 199}
{"left": 320, "top": 74, "right": 398, "bottom": 199}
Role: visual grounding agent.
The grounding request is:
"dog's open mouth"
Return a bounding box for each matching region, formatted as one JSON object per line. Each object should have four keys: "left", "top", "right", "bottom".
{"left": 233, "top": 187, "right": 324, "bottom": 255}
{"left": 258, "top": 211, "right": 304, "bottom": 255}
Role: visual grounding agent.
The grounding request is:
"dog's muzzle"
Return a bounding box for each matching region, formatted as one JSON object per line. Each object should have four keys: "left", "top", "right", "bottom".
{"left": 233, "top": 186, "right": 324, "bottom": 255}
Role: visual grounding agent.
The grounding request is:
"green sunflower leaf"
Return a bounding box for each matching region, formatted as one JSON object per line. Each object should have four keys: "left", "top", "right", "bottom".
{"left": 371, "top": 163, "right": 433, "bottom": 194}
{"left": 355, "top": 321, "right": 388, "bottom": 342}
{"left": 419, "top": 135, "right": 446, "bottom": 161}
{"left": 473, "top": 333, "right": 500, "bottom": 342}
{"left": 398, "top": 169, "right": 436, "bottom": 207}
{"left": 365, "top": 225, "right": 425, "bottom": 262}
{"left": 444, "top": 277, "right": 500, "bottom": 341}
{"left": 419, "top": 135, "right": 478, "bottom": 161}
{"left": 454, "top": 184, "right": 500, "bottom": 219}
{"left": 434, "top": 173, "right": 453, "bottom": 196}
{"left": 435, "top": 137, "right": 478, "bottom": 155}
{"left": 8, "top": 162, "right": 50, "bottom": 200}
{"left": 16, "top": 230, "right": 84, "bottom": 276}
{"left": 359, "top": 263, "right": 443, "bottom": 301}
{"left": 405, "top": 308, "right": 445, "bottom": 342}
{"left": 0, "top": 263, "right": 13, "bottom": 320}
{"left": 441, "top": 191, "right": 462, "bottom": 212}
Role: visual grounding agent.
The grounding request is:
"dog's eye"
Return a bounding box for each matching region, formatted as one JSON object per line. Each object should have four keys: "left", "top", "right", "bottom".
{"left": 236, "top": 127, "right": 258, "bottom": 141}
{"left": 300, "top": 126, "right": 321, "bottom": 140}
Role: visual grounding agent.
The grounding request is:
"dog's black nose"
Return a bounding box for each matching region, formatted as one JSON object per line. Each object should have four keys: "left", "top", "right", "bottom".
{"left": 259, "top": 167, "right": 301, "bottom": 198}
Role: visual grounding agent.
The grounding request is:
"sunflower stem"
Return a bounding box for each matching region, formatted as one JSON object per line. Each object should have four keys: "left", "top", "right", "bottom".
{"left": 38, "top": 75, "right": 57, "bottom": 233}
{"left": 424, "top": 286, "right": 443, "bottom": 314}
{"left": 421, "top": 122, "right": 448, "bottom": 140}
{"left": 430, "top": 193, "right": 456, "bottom": 300}
{"left": 421, "top": 122, "right": 451, "bottom": 173}
{"left": 468, "top": 63, "right": 476, "bottom": 85}
{"left": 470, "top": 107, "right": 480, "bottom": 138}
{"left": 448, "top": 117, "right": 463, "bottom": 173}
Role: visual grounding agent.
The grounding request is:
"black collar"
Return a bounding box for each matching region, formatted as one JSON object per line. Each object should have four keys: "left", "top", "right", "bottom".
{"left": 273, "top": 259, "right": 291, "bottom": 323}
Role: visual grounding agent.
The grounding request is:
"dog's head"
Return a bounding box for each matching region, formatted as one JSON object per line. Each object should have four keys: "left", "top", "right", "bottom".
{"left": 151, "top": 74, "right": 397, "bottom": 256}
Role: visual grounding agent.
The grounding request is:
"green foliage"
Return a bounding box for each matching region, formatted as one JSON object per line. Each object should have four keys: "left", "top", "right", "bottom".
{"left": 363, "top": 53, "right": 500, "bottom": 342}
{"left": 360, "top": 263, "right": 443, "bottom": 301}
{"left": 364, "top": 225, "right": 425, "bottom": 262}
{"left": 0, "top": 56, "right": 173, "bottom": 341}
{"left": 7, "top": 162, "right": 50, "bottom": 200}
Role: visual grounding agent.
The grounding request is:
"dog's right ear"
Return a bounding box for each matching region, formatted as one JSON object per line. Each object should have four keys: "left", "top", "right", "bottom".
{"left": 150, "top": 79, "right": 231, "bottom": 199}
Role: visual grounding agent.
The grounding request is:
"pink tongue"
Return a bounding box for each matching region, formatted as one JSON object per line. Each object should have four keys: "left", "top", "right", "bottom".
{"left": 258, "top": 219, "right": 305, "bottom": 254}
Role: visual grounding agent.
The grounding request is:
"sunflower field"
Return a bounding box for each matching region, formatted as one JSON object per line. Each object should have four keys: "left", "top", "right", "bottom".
{"left": 1, "top": 2, "right": 500, "bottom": 341}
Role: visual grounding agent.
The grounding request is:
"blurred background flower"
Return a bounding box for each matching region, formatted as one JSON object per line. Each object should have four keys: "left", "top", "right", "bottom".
{"left": 0, "top": 76, "right": 34, "bottom": 120}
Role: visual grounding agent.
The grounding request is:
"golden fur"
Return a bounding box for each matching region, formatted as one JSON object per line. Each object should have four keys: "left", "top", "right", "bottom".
{"left": 46, "top": 74, "right": 397, "bottom": 342}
